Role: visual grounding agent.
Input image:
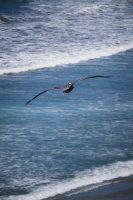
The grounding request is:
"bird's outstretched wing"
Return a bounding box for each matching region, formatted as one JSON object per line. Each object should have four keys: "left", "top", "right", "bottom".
{"left": 25, "top": 86, "right": 62, "bottom": 105}
{"left": 72, "top": 75, "right": 110, "bottom": 85}
{"left": 25, "top": 75, "right": 110, "bottom": 105}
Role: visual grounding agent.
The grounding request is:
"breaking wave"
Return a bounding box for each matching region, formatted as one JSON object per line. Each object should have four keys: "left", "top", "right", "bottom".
{"left": 6, "top": 160, "right": 133, "bottom": 200}
{"left": 0, "top": 43, "right": 133, "bottom": 75}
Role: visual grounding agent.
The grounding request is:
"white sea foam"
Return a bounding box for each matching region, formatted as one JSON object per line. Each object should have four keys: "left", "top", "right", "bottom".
{"left": 0, "top": 43, "right": 133, "bottom": 75}
{"left": 74, "top": 4, "right": 112, "bottom": 15}
{"left": 6, "top": 160, "right": 133, "bottom": 200}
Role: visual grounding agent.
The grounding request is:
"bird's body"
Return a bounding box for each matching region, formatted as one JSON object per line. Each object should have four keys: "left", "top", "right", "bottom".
{"left": 62, "top": 83, "right": 74, "bottom": 93}
{"left": 25, "top": 75, "right": 110, "bottom": 105}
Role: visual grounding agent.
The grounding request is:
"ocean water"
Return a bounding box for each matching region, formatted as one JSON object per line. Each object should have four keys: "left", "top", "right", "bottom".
{"left": 0, "top": 0, "right": 133, "bottom": 200}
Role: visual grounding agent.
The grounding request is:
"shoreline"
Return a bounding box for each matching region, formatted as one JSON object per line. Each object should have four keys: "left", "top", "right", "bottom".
{"left": 45, "top": 176, "right": 133, "bottom": 200}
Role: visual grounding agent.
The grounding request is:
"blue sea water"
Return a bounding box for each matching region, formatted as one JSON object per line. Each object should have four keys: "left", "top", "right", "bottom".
{"left": 0, "top": 0, "right": 133, "bottom": 200}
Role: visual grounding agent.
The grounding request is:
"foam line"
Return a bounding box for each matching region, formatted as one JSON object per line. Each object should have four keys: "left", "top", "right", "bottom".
{"left": 0, "top": 43, "right": 133, "bottom": 75}
{"left": 6, "top": 160, "right": 133, "bottom": 200}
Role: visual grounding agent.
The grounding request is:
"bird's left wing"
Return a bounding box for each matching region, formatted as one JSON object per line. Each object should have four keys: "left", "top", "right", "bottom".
{"left": 72, "top": 75, "right": 110, "bottom": 85}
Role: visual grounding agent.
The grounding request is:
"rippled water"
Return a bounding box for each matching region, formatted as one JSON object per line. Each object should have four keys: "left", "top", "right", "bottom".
{"left": 0, "top": 0, "right": 133, "bottom": 199}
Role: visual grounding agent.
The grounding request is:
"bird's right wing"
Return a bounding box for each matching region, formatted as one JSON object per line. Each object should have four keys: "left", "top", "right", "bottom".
{"left": 25, "top": 86, "right": 61, "bottom": 105}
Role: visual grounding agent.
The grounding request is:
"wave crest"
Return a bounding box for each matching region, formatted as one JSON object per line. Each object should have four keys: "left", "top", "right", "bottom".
{"left": 0, "top": 43, "right": 133, "bottom": 75}
{"left": 6, "top": 160, "right": 133, "bottom": 200}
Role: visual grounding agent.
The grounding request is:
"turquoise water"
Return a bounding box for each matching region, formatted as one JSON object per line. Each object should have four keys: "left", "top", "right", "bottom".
{"left": 0, "top": 0, "right": 133, "bottom": 199}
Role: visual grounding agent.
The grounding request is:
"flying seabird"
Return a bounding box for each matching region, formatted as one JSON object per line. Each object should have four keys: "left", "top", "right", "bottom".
{"left": 25, "top": 75, "right": 110, "bottom": 105}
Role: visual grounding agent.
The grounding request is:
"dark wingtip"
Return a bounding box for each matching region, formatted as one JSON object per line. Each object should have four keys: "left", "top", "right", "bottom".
{"left": 25, "top": 100, "right": 31, "bottom": 106}
{"left": 99, "top": 75, "right": 111, "bottom": 78}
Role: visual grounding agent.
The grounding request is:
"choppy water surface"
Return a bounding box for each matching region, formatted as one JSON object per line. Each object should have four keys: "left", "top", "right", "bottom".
{"left": 0, "top": 0, "right": 133, "bottom": 74}
{"left": 0, "top": 0, "right": 133, "bottom": 199}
